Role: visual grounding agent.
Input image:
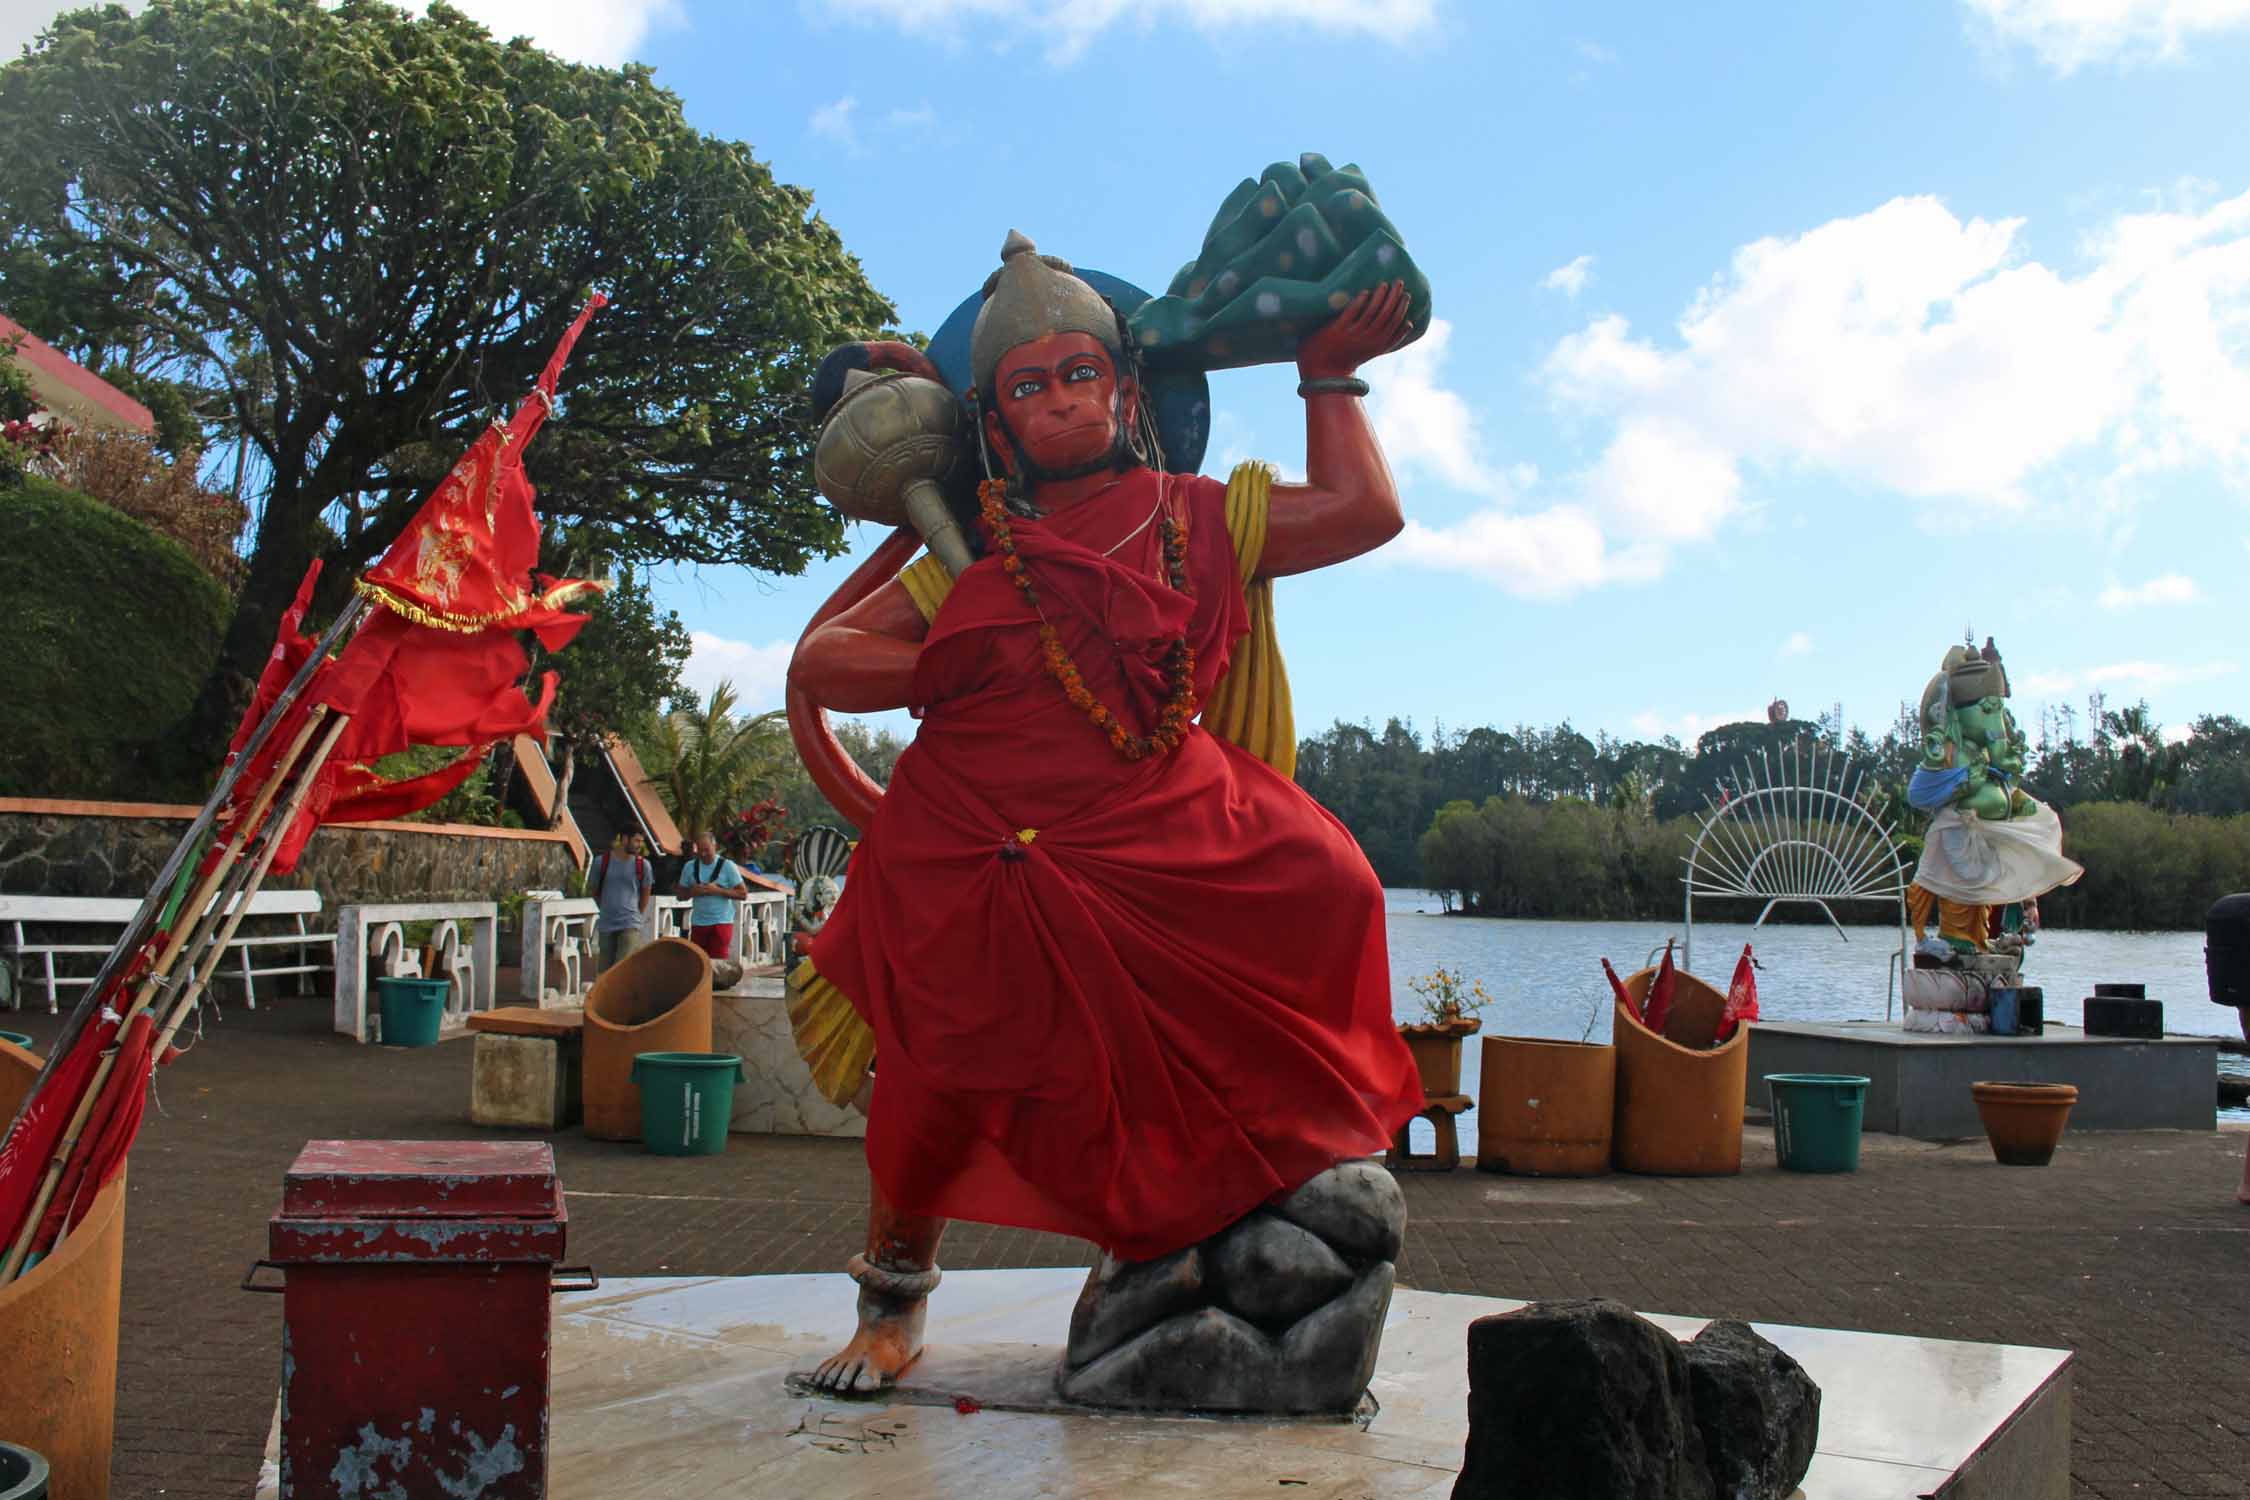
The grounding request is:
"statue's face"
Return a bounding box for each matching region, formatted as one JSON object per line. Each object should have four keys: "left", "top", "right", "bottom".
{"left": 985, "top": 331, "right": 1137, "bottom": 480}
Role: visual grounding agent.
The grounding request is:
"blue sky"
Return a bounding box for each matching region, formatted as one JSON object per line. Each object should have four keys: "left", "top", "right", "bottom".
{"left": 13, "top": 0, "right": 2248, "bottom": 749}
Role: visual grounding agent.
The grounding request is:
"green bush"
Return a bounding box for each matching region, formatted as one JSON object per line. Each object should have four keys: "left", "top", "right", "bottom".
{"left": 0, "top": 476, "right": 232, "bottom": 798}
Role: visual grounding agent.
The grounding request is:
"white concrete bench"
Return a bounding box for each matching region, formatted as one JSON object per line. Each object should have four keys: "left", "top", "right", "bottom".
{"left": 0, "top": 890, "right": 334, "bottom": 1014}
{"left": 333, "top": 901, "right": 500, "bottom": 1043}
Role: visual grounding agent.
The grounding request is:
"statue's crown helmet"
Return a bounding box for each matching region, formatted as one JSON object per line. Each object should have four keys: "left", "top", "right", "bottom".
{"left": 969, "top": 231, "right": 1120, "bottom": 397}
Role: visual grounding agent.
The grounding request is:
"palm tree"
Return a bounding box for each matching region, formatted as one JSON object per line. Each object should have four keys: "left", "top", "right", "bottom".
{"left": 639, "top": 681, "right": 790, "bottom": 841}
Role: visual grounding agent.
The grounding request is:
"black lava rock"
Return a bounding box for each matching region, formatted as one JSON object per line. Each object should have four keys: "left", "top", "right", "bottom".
{"left": 1683, "top": 1319, "right": 1821, "bottom": 1500}
{"left": 1453, "top": 1298, "right": 1716, "bottom": 1500}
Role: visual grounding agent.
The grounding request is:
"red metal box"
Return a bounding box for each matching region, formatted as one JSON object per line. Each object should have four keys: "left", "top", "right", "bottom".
{"left": 251, "top": 1140, "right": 591, "bottom": 1499}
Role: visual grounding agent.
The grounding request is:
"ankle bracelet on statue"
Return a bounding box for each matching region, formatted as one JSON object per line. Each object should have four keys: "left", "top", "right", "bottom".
{"left": 846, "top": 1252, "right": 942, "bottom": 1300}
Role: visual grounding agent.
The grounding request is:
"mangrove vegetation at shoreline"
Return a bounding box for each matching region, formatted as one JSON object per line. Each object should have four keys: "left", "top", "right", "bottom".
{"left": 1294, "top": 706, "right": 2250, "bottom": 931}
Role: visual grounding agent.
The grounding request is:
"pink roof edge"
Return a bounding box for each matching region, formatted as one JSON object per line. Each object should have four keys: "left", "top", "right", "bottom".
{"left": 0, "top": 310, "right": 156, "bottom": 433}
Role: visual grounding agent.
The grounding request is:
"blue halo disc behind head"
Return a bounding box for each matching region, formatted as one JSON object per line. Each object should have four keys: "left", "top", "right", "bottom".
{"left": 926, "top": 267, "right": 1211, "bottom": 476}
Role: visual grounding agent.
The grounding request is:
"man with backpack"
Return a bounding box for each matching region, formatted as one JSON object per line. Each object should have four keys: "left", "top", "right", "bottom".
{"left": 591, "top": 829, "right": 655, "bottom": 974}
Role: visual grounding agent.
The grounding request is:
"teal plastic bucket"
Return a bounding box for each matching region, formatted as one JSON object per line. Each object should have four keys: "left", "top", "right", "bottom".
{"left": 1767, "top": 1073, "right": 1870, "bottom": 1173}
{"left": 631, "top": 1052, "right": 744, "bottom": 1156}
{"left": 374, "top": 976, "right": 450, "bottom": 1048}
{"left": 0, "top": 1439, "right": 50, "bottom": 1500}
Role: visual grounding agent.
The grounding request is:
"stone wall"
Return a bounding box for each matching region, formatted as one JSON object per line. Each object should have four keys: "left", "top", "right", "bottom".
{"left": 0, "top": 798, "right": 579, "bottom": 906}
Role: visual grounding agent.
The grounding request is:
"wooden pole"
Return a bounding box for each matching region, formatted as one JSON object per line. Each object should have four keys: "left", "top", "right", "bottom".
{"left": 152, "top": 716, "right": 352, "bottom": 1058}
{"left": 0, "top": 712, "right": 349, "bottom": 1284}
{"left": 113, "top": 706, "right": 332, "bottom": 1027}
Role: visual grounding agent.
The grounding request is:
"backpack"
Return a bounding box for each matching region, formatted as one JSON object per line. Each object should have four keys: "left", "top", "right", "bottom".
{"left": 596, "top": 850, "right": 648, "bottom": 896}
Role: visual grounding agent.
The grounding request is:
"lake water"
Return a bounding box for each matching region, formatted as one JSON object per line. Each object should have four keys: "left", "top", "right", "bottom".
{"left": 1379, "top": 888, "right": 2247, "bottom": 1139}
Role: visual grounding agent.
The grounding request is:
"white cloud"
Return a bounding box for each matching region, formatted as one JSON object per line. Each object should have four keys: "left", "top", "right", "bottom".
{"left": 681, "top": 631, "right": 794, "bottom": 713}
{"left": 2014, "top": 658, "right": 2239, "bottom": 696}
{"left": 810, "top": 96, "right": 860, "bottom": 152}
{"left": 1397, "top": 187, "right": 2250, "bottom": 602}
{"left": 1963, "top": 0, "right": 2250, "bottom": 73}
{"left": 822, "top": 0, "right": 1439, "bottom": 64}
{"left": 1781, "top": 631, "right": 1814, "bottom": 657}
{"left": 1631, "top": 708, "right": 1766, "bottom": 742}
{"left": 2097, "top": 572, "right": 2202, "bottom": 608}
{"left": 1368, "top": 319, "right": 1509, "bottom": 498}
{"left": 396, "top": 0, "right": 681, "bottom": 66}
{"left": 1541, "top": 255, "right": 1595, "bottom": 298}
{"left": 1575, "top": 38, "right": 1617, "bottom": 64}
{"left": 1542, "top": 190, "right": 2250, "bottom": 545}
{"left": 2083, "top": 658, "right": 2238, "bottom": 690}
{"left": 4, "top": 0, "right": 679, "bottom": 67}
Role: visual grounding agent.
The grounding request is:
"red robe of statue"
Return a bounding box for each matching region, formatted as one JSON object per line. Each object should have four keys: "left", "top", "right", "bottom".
{"left": 808, "top": 467, "right": 1421, "bottom": 1261}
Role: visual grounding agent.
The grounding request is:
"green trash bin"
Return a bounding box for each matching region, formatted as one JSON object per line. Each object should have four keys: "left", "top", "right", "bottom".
{"left": 374, "top": 976, "right": 450, "bottom": 1048}
{"left": 1766, "top": 1073, "right": 1870, "bottom": 1173}
{"left": 631, "top": 1052, "right": 744, "bottom": 1156}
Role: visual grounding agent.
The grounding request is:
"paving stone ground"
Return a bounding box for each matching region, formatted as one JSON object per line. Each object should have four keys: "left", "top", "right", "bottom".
{"left": 8, "top": 997, "right": 2244, "bottom": 1498}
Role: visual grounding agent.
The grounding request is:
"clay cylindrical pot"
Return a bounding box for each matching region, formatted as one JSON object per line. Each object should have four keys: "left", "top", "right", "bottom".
{"left": 584, "top": 938, "right": 713, "bottom": 1141}
{"left": 1612, "top": 974, "right": 1749, "bottom": 1176}
{"left": 1477, "top": 1035, "right": 1616, "bottom": 1176}
{"left": 0, "top": 1038, "right": 124, "bottom": 1499}
{"left": 1399, "top": 1020, "right": 1478, "bottom": 1096}
{"left": 1971, "top": 1081, "right": 2078, "bottom": 1166}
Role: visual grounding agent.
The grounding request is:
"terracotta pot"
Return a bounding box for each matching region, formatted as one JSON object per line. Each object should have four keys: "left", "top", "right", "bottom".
{"left": 0, "top": 1038, "right": 124, "bottom": 1500}
{"left": 584, "top": 937, "right": 713, "bottom": 1141}
{"left": 1476, "top": 1034, "right": 1616, "bottom": 1176}
{"left": 1971, "top": 1081, "right": 2078, "bottom": 1166}
{"left": 1612, "top": 971, "right": 1748, "bottom": 1176}
{"left": 1399, "top": 1018, "right": 1480, "bottom": 1096}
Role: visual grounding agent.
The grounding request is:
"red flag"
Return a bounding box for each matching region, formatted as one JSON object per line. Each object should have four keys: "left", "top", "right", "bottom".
{"left": 249, "top": 295, "right": 610, "bottom": 871}
{"left": 0, "top": 997, "right": 120, "bottom": 1260}
{"left": 1600, "top": 957, "right": 1635, "bottom": 1014}
{"left": 230, "top": 561, "right": 322, "bottom": 756}
{"left": 32, "top": 1011, "right": 156, "bottom": 1257}
{"left": 1645, "top": 939, "right": 1679, "bottom": 1032}
{"left": 355, "top": 295, "right": 607, "bottom": 646}
{"left": 1718, "top": 943, "right": 1760, "bottom": 1043}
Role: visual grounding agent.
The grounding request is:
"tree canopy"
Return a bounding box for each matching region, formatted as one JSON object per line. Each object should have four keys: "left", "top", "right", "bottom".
{"left": 0, "top": 0, "right": 897, "bottom": 750}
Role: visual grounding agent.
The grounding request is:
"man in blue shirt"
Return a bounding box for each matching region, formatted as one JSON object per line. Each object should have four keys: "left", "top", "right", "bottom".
{"left": 590, "top": 829, "right": 654, "bottom": 974}
{"left": 677, "top": 829, "right": 748, "bottom": 960}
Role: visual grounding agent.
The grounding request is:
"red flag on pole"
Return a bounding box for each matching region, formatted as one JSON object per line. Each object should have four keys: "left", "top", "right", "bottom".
{"left": 1645, "top": 939, "right": 1680, "bottom": 1032}
{"left": 1718, "top": 943, "right": 1761, "bottom": 1042}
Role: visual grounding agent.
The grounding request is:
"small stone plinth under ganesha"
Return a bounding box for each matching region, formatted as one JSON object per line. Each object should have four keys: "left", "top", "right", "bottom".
{"left": 781, "top": 155, "right": 1432, "bottom": 1415}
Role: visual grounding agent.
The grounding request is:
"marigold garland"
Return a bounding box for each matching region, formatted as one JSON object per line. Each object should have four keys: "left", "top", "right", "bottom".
{"left": 979, "top": 477, "right": 1199, "bottom": 761}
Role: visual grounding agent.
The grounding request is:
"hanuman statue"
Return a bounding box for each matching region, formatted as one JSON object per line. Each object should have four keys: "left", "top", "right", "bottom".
{"left": 785, "top": 157, "right": 1430, "bottom": 1403}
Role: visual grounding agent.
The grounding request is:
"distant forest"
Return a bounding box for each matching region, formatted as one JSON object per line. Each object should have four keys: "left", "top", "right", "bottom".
{"left": 1293, "top": 697, "right": 2250, "bottom": 932}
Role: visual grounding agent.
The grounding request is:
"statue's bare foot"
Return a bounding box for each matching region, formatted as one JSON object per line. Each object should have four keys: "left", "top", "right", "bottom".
{"left": 807, "top": 1259, "right": 939, "bottom": 1397}
{"left": 808, "top": 1301, "right": 927, "bottom": 1395}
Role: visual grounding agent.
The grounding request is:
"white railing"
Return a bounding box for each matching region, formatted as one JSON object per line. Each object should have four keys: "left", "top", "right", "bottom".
{"left": 650, "top": 891, "right": 789, "bottom": 967}
{"left": 333, "top": 901, "right": 499, "bottom": 1043}
{"left": 518, "top": 894, "right": 599, "bottom": 1006}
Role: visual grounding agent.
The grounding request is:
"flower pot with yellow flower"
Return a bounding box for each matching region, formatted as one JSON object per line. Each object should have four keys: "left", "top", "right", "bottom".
{"left": 1400, "top": 968, "right": 1488, "bottom": 1096}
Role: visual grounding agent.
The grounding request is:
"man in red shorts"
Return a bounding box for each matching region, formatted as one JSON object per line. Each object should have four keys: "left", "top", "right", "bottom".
{"left": 675, "top": 828, "right": 747, "bottom": 960}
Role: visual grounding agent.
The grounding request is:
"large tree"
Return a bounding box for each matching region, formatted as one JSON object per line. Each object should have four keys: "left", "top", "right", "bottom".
{"left": 0, "top": 0, "right": 894, "bottom": 751}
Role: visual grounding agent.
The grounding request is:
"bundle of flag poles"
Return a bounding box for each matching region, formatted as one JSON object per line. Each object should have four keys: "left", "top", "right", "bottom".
{"left": 0, "top": 296, "right": 609, "bottom": 1283}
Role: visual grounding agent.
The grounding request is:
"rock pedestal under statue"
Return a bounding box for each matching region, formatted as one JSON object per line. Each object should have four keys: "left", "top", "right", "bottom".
{"left": 1059, "top": 1159, "right": 1403, "bottom": 1413}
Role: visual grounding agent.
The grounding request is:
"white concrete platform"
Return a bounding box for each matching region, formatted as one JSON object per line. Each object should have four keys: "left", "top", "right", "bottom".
{"left": 253, "top": 1268, "right": 2071, "bottom": 1497}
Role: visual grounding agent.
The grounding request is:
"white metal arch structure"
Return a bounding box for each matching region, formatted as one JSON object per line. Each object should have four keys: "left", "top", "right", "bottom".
{"left": 1682, "top": 744, "right": 1910, "bottom": 1008}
